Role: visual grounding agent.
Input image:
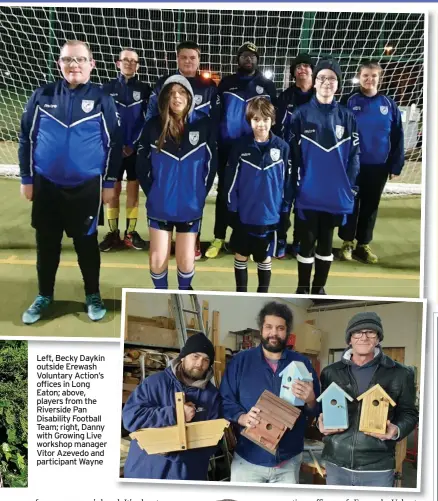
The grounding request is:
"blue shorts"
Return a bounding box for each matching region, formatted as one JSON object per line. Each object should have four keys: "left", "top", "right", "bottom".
{"left": 148, "top": 218, "right": 201, "bottom": 234}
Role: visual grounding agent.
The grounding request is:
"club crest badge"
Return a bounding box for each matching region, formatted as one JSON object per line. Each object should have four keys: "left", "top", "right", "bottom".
{"left": 133, "top": 91, "right": 141, "bottom": 102}
{"left": 256, "top": 86, "right": 264, "bottom": 95}
{"left": 194, "top": 94, "right": 203, "bottom": 106}
{"left": 189, "top": 131, "right": 199, "bottom": 146}
{"left": 336, "top": 125, "right": 344, "bottom": 139}
{"left": 380, "top": 106, "right": 389, "bottom": 115}
{"left": 81, "top": 100, "right": 94, "bottom": 113}
{"left": 270, "top": 148, "right": 280, "bottom": 162}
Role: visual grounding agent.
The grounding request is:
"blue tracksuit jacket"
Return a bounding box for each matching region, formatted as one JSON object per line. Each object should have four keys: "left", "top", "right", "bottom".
{"left": 123, "top": 366, "right": 221, "bottom": 480}
{"left": 218, "top": 71, "right": 277, "bottom": 145}
{"left": 219, "top": 344, "right": 320, "bottom": 467}
{"left": 102, "top": 74, "right": 151, "bottom": 148}
{"left": 275, "top": 85, "right": 314, "bottom": 142}
{"left": 19, "top": 80, "right": 122, "bottom": 188}
{"left": 225, "top": 134, "right": 293, "bottom": 231}
{"left": 344, "top": 90, "right": 404, "bottom": 175}
{"left": 136, "top": 115, "right": 218, "bottom": 223}
{"left": 146, "top": 71, "right": 219, "bottom": 123}
{"left": 290, "top": 96, "right": 360, "bottom": 215}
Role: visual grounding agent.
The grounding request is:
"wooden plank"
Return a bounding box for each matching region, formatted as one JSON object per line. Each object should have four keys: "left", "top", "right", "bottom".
{"left": 175, "top": 392, "right": 188, "bottom": 451}
{"left": 212, "top": 311, "right": 220, "bottom": 347}
{"left": 202, "top": 300, "right": 209, "bottom": 336}
{"left": 127, "top": 323, "right": 179, "bottom": 349}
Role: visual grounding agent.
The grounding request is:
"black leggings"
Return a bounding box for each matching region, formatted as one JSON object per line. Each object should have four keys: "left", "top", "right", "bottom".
{"left": 298, "top": 210, "right": 341, "bottom": 258}
{"left": 36, "top": 229, "right": 101, "bottom": 297}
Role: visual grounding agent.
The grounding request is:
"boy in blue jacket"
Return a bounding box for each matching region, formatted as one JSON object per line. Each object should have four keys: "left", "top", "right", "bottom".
{"left": 220, "top": 301, "right": 320, "bottom": 483}
{"left": 290, "top": 58, "right": 360, "bottom": 295}
{"left": 19, "top": 40, "right": 122, "bottom": 324}
{"left": 123, "top": 333, "right": 221, "bottom": 480}
{"left": 225, "top": 97, "right": 293, "bottom": 293}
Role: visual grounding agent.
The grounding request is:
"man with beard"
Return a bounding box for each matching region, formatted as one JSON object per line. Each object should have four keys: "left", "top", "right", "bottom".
{"left": 205, "top": 42, "right": 277, "bottom": 259}
{"left": 123, "top": 333, "right": 221, "bottom": 480}
{"left": 220, "top": 301, "right": 320, "bottom": 483}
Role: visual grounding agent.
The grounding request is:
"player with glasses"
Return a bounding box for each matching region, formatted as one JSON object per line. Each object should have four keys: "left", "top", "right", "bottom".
{"left": 317, "top": 311, "right": 418, "bottom": 487}
{"left": 99, "top": 48, "right": 151, "bottom": 253}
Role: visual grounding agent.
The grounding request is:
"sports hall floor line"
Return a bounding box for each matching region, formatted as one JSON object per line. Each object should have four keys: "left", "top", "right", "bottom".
{"left": 0, "top": 255, "right": 418, "bottom": 281}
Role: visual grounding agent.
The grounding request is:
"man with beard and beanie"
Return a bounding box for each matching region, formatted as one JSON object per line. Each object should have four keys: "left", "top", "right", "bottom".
{"left": 289, "top": 58, "right": 360, "bottom": 295}
{"left": 123, "top": 333, "right": 222, "bottom": 480}
{"left": 274, "top": 53, "right": 315, "bottom": 259}
{"left": 318, "top": 312, "right": 418, "bottom": 487}
{"left": 205, "top": 42, "right": 277, "bottom": 259}
{"left": 220, "top": 301, "right": 320, "bottom": 483}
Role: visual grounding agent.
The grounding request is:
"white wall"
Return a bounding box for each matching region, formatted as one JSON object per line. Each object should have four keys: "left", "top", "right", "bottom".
{"left": 125, "top": 292, "right": 309, "bottom": 350}
{"left": 307, "top": 301, "right": 423, "bottom": 371}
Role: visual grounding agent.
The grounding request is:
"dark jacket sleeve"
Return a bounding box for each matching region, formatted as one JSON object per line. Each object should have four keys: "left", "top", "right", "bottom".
{"left": 267, "top": 80, "right": 278, "bottom": 108}
{"left": 274, "top": 89, "right": 288, "bottom": 139}
{"left": 208, "top": 82, "right": 221, "bottom": 125}
{"left": 18, "top": 89, "right": 40, "bottom": 185}
{"left": 122, "top": 379, "right": 177, "bottom": 432}
{"left": 387, "top": 101, "right": 405, "bottom": 176}
{"left": 219, "top": 356, "right": 247, "bottom": 423}
{"left": 205, "top": 121, "right": 218, "bottom": 194}
{"left": 281, "top": 142, "right": 294, "bottom": 213}
{"left": 347, "top": 113, "right": 360, "bottom": 189}
{"left": 288, "top": 110, "right": 303, "bottom": 200}
{"left": 135, "top": 125, "right": 153, "bottom": 196}
{"left": 224, "top": 140, "right": 241, "bottom": 213}
{"left": 146, "top": 77, "right": 164, "bottom": 122}
{"left": 392, "top": 367, "right": 418, "bottom": 440}
{"left": 101, "top": 94, "right": 123, "bottom": 188}
{"left": 131, "top": 83, "right": 151, "bottom": 148}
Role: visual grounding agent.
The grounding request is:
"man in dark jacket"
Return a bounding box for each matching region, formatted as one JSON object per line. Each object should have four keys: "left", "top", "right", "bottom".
{"left": 318, "top": 312, "right": 418, "bottom": 487}
{"left": 123, "top": 333, "right": 221, "bottom": 480}
{"left": 220, "top": 301, "right": 320, "bottom": 483}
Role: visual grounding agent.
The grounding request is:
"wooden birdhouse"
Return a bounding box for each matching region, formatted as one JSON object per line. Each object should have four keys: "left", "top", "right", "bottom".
{"left": 241, "top": 390, "right": 301, "bottom": 455}
{"left": 316, "top": 382, "right": 354, "bottom": 430}
{"left": 279, "top": 360, "right": 313, "bottom": 406}
{"left": 130, "top": 392, "right": 229, "bottom": 454}
{"left": 357, "top": 384, "right": 396, "bottom": 434}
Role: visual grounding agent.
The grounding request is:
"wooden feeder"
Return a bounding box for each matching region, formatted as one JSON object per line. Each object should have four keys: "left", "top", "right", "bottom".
{"left": 357, "top": 384, "right": 396, "bottom": 434}
{"left": 279, "top": 360, "right": 313, "bottom": 406}
{"left": 130, "top": 392, "right": 229, "bottom": 454}
{"left": 241, "top": 390, "right": 301, "bottom": 455}
{"left": 316, "top": 382, "right": 354, "bottom": 430}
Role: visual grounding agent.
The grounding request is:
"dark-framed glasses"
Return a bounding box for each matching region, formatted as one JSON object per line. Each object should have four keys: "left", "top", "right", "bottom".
{"left": 351, "top": 330, "right": 378, "bottom": 339}
{"left": 120, "top": 58, "right": 139, "bottom": 64}
{"left": 316, "top": 76, "right": 337, "bottom": 84}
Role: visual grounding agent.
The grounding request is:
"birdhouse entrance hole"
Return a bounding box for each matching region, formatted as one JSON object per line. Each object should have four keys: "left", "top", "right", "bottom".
{"left": 330, "top": 399, "right": 337, "bottom": 406}
{"left": 372, "top": 399, "right": 379, "bottom": 406}
{"left": 287, "top": 376, "right": 292, "bottom": 382}
{"left": 266, "top": 423, "right": 273, "bottom": 430}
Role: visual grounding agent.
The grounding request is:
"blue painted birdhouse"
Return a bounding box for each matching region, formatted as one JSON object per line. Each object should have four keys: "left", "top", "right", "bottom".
{"left": 316, "top": 382, "right": 354, "bottom": 430}
{"left": 279, "top": 361, "right": 313, "bottom": 406}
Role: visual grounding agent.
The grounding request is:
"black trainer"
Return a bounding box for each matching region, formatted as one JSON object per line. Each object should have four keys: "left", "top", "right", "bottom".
{"left": 99, "top": 230, "right": 122, "bottom": 252}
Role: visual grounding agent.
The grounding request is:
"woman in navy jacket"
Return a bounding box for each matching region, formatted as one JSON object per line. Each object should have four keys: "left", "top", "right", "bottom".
{"left": 136, "top": 75, "right": 217, "bottom": 289}
{"left": 338, "top": 60, "right": 405, "bottom": 264}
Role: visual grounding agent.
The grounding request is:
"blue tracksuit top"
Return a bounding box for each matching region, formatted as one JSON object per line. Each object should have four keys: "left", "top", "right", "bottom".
{"left": 218, "top": 71, "right": 277, "bottom": 145}
{"left": 146, "top": 71, "right": 219, "bottom": 123}
{"left": 225, "top": 134, "right": 293, "bottom": 230}
{"left": 290, "top": 96, "right": 360, "bottom": 215}
{"left": 19, "top": 80, "right": 122, "bottom": 188}
{"left": 136, "top": 115, "right": 218, "bottom": 223}
{"left": 344, "top": 90, "right": 404, "bottom": 175}
{"left": 123, "top": 366, "right": 221, "bottom": 480}
{"left": 275, "top": 85, "right": 314, "bottom": 142}
{"left": 102, "top": 74, "right": 151, "bottom": 148}
{"left": 219, "top": 344, "right": 320, "bottom": 467}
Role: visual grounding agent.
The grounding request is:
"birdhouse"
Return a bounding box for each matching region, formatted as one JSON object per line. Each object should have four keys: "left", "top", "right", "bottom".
{"left": 357, "top": 384, "right": 396, "bottom": 434}
{"left": 278, "top": 360, "right": 313, "bottom": 406}
{"left": 130, "top": 392, "right": 230, "bottom": 454}
{"left": 316, "top": 382, "right": 354, "bottom": 430}
{"left": 241, "top": 390, "right": 301, "bottom": 455}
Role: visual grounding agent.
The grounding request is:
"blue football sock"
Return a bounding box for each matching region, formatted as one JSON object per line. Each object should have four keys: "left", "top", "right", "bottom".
{"left": 150, "top": 269, "right": 168, "bottom": 289}
{"left": 177, "top": 268, "right": 195, "bottom": 290}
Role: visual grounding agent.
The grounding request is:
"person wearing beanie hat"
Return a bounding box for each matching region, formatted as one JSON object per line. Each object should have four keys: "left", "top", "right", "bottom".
{"left": 205, "top": 42, "right": 277, "bottom": 259}
{"left": 123, "top": 331, "right": 221, "bottom": 481}
{"left": 220, "top": 301, "right": 320, "bottom": 483}
{"left": 317, "top": 310, "right": 418, "bottom": 487}
{"left": 289, "top": 57, "right": 360, "bottom": 295}
{"left": 274, "top": 53, "right": 315, "bottom": 260}
{"left": 145, "top": 40, "right": 219, "bottom": 261}
{"left": 338, "top": 60, "right": 404, "bottom": 265}
{"left": 136, "top": 74, "right": 218, "bottom": 291}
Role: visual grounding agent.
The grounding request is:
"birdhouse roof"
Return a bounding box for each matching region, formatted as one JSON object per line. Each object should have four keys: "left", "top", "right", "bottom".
{"left": 316, "top": 382, "right": 354, "bottom": 403}
{"left": 279, "top": 360, "right": 313, "bottom": 381}
{"left": 356, "top": 384, "right": 396, "bottom": 407}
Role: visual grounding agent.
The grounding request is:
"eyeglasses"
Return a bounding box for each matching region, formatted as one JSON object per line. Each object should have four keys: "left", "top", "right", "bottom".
{"left": 240, "top": 54, "right": 257, "bottom": 61}
{"left": 351, "top": 330, "right": 378, "bottom": 339}
{"left": 316, "top": 76, "right": 337, "bottom": 84}
{"left": 120, "top": 58, "right": 139, "bottom": 64}
{"left": 59, "top": 56, "right": 90, "bottom": 66}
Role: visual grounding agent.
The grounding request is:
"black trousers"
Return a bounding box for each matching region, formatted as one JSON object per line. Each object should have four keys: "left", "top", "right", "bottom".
{"left": 213, "top": 148, "right": 230, "bottom": 240}
{"left": 338, "top": 164, "right": 389, "bottom": 245}
{"left": 299, "top": 210, "right": 341, "bottom": 258}
{"left": 278, "top": 210, "right": 302, "bottom": 244}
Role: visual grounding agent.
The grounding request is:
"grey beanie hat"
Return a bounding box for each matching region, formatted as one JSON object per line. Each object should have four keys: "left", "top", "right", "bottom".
{"left": 159, "top": 74, "right": 195, "bottom": 115}
{"left": 345, "top": 312, "right": 384, "bottom": 343}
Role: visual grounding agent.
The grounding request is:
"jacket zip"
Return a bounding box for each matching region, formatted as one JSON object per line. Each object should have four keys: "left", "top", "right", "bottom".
{"left": 65, "top": 89, "right": 75, "bottom": 180}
